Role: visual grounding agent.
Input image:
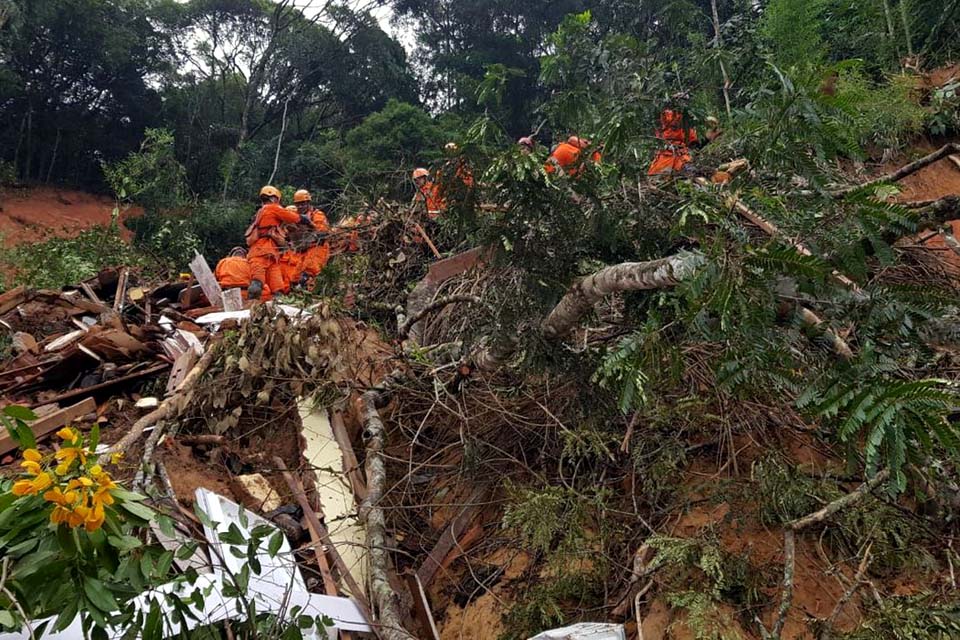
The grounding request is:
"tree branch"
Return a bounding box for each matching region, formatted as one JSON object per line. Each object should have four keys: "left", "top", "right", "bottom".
{"left": 398, "top": 295, "right": 483, "bottom": 340}
{"left": 788, "top": 469, "right": 890, "bottom": 530}
{"left": 541, "top": 251, "right": 706, "bottom": 340}
{"left": 829, "top": 144, "right": 960, "bottom": 198}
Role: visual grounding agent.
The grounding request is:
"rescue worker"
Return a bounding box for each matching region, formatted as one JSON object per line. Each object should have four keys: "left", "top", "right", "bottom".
{"left": 215, "top": 247, "right": 263, "bottom": 300}
{"left": 245, "top": 185, "right": 310, "bottom": 300}
{"left": 293, "top": 189, "right": 330, "bottom": 286}
{"left": 518, "top": 136, "right": 535, "bottom": 155}
{"left": 647, "top": 109, "right": 701, "bottom": 176}
{"left": 277, "top": 205, "right": 304, "bottom": 293}
{"left": 412, "top": 168, "right": 445, "bottom": 218}
{"left": 545, "top": 136, "right": 601, "bottom": 177}
{"left": 334, "top": 212, "right": 374, "bottom": 253}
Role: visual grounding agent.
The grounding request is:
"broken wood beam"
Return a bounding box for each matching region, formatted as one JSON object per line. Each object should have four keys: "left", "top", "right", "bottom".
{"left": 222, "top": 288, "right": 243, "bottom": 312}
{"left": 415, "top": 487, "right": 487, "bottom": 586}
{"left": 0, "top": 397, "right": 97, "bottom": 456}
{"left": 30, "top": 363, "right": 169, "bottom": 409}
{"left": 189, "top": 252, "right": 223, "bottom": 308}
{"left": 272, "top": 457, "right": 373, "bottom": 617}
{"left": 80, "top": 282, "right": 104, "bottom": 305}
{"left": 113, "top": 268, "right": 129, "bottom": 312}
{"left": 330, "top": 411, "right": 368, "bottom": 502}
{"left": 0, "top": 286, "right": 28, "bottom": 316}
{"left": 404, "top": 571, "right": 441, "bottom": 640}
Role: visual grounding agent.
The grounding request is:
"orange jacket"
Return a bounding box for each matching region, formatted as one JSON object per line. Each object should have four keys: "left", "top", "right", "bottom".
{"left": 248, "top": 203, "right": 302, "bottom": 258}
{"left": 545, "top": 143, "right": 601, "bottom": 177}
{"left": 214, "top": 256, "right": 252, "bottom": 289}
{"left": 415, "top": 181, "right": 446, "bottom": 218}
{"left": 648, "top": 110, "right": 698, "bottom": 176}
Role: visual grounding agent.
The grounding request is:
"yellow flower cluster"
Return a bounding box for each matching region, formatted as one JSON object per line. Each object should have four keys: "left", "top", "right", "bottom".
{"left": 11, "top": 427, "right": 118, "bottom": 532}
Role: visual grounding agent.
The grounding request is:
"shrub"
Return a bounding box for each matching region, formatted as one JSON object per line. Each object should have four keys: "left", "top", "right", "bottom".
{"left": 103, "top": 129, "right": 188, "bottom": 214}
{"left": 0, "top": 224, "right": 144, "bottom": 289}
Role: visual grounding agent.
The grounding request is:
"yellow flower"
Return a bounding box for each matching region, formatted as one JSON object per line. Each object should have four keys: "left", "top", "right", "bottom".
{"left": 56, "top": 427, "right": 79, "bottom": 443}
{"left": 11, "top": 472, "right": 53, "bottom": 496}
{"left": 22, "top": 449, "right": 41, "bottom": 463}
{"left": 43, "top": 486, "right": 79, "bottom": 507}
{"left": 50, "top": 505, "right": 72, "bottom": 525}
{"left": 110, "top": 452, "right": 124, "bottom": 465}
{"left": 54, "top": 446, "right": 87, "bottom": 472}
{"left": 84, "top": 503, "right": 105, "bottom": 532}
{"left": 66, "top": 477, "right": 94, "bottom": 490}
{"left": 19, "top": 460, "right": 41, "bottom": 475}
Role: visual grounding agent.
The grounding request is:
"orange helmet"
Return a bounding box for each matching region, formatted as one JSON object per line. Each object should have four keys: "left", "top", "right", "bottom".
{"left": 293, "top": 189, "right": 311, "bottom": 204}
{"left": 567, "top": 136, "right": 590, "bottom": 149}
{"left": 412, "top": 168, "right": 430, "bottom": 179}
{"left": 259, "top": 185, "right": 281, "bottom": 200}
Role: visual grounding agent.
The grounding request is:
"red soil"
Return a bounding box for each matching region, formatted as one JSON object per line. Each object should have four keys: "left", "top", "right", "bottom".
{"left": 0, "top": 186, "right": 138, "bottom": 247}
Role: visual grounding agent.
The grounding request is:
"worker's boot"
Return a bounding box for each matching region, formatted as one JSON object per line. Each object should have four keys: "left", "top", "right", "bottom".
{"left": 248, "top": 279, "right": 263, "bottom": 300}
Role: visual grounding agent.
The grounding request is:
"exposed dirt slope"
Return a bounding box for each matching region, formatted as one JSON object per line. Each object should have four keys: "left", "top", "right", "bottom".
{"left": 0, "top": 186, "right": 136, "bottom": 246}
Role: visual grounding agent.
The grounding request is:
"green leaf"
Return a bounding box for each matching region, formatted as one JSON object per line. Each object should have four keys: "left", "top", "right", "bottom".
{"left": 143, "top": 599, "right": 162, "bottom": 640}
{"left": 4, "top": 405, "right": 37, "bottom": 421}
{"left": 156, "top": 514, "right": 175, "bottom": 538}
{"left": 175, "top": 541, "right": 199, "bottom": 560}
{"left": 193, "top": 503, "right": 213, "bottom": 528}
{"left": 14, "top": 422, "right": 36, "bottom": 450}
{"left": 53, "top": 597, "right": 80, "bottom": 632}
{"left": 111, "top": 489, "right": 148, "bottom": 502}
{"left": 118, "top": 500, "right": 155, "bottom": 522}
{"left": 218, "top": 523, "right": 246, "bottom": 546}
{"left": 89, "top": 423, "right": 100, "bottom": 453}
{"left": 0, "top": 611, "right": 16, "bottom": 628}
{"left": 10, "top": 550, "right": 58, "bottom": 580}
{"left": 235, "top": 563, "right": 250, "bottom": 592}
{"left": 153, "top": 550, "right": 174, "bottom": 579}
{"left": 267, "top": 531, "right": 284, "bottom": 558}
{"left": 83, "top": 577, "right": 119, "bottom": 613}
{"left": 107, "top": 535, "right": 143, "bottom": 553}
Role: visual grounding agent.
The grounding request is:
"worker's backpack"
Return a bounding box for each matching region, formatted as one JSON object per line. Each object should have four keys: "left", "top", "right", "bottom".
{"left": 244, "top": 209, "right": 262, "bottom": 247}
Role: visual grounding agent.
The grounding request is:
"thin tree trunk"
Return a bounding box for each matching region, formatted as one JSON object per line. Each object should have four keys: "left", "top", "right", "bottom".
{"left": 898, "top": 0, "right": 914, "bottom": 57}
{"left": 45, "top": 128, "right": 61, "bottom": 184}
{"left": 24, "top": 108, "right": 32, "bottom": 181}
{"left": 710, "top": 0, "right": 733, "bottom": 119}
{"left": 267, "top": 98, "right": 290, "bottom": 185}
{"left": 881, "top": 0, "right": 899, "bottom": 56}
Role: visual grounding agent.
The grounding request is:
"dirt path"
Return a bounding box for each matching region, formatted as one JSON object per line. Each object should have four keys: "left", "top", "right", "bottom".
{"left": 0, "top": 186, "right": 137, "bottom": 246}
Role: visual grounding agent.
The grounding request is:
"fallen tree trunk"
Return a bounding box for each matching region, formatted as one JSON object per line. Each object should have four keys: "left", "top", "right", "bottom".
{"left": 361, "top": 377, "right": 417, "bottom": 640}
{"left": 542, "top": 251, "right": 707, "bottom": 339}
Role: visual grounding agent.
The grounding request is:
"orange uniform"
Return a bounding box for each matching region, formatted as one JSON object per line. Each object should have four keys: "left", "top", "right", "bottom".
{"left": 415, "top": 181, "right": 445, "bottom": 219}
{"left": 247, "top": 203, "right": 301, "bottom": 295}
{"left": 215, "top": 255, "right": 270, "bottom": 300}
{"left": 647, "top": 110, "right": 698, "bottom": 176}
{"left": 301, "top": 209, "right": 331, "bottom": 277}
{"left": 545, "top": 143, "right": 601, "bottom": 177}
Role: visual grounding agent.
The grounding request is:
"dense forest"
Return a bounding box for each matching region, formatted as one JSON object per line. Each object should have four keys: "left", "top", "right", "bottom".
{"left": 4, "top": 1, "right": 960, "bottom": 639}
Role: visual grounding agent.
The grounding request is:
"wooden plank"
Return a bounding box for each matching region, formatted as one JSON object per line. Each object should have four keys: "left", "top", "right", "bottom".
{"left": 113, "top": 269, "right": 129, "bottom": 312}
{"left": 416, "top": 487, "right": 487, "bottom": 586}
{"left": 405, "top": 571, "right": 441, "bottom": 640}
{"left": 272, "top": 457, "right": 372, "bottom": 614}
{"left": 165, "top": 348, "right": 199, "bottom": 396}
{"left": 80, "top": 282, "right": 104, "bottom": 305}
{"left": 44, "top": 330, "right": 86, "bottom": 353}
{"left": 222, "top": 288, "right": 243, "bottom": 313}
{"left": 0, "top": 286, "right": 27, "bottom": 316}
{"left": 0, "top": 397, "right": 96, "bottom": 456}
{"left": 28, "top": 363, "right": 168, "bottom": 408}
{"left": 189, "top": 252, "right": 223, "bottom": 308}
{"left": 329, "top": 411, "right": 368, "bottom": 502}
